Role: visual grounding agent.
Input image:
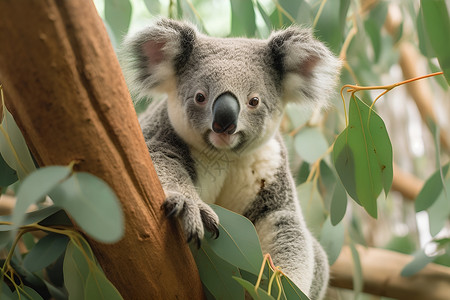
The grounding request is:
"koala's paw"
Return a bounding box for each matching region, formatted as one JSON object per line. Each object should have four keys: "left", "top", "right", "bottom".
{"left": 162, "top": 193, "right": 219, "bottom": 247}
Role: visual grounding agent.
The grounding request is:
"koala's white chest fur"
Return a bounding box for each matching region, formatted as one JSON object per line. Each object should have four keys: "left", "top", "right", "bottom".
{"left": 192, "top": 137, "right": 282, "bottom": 214}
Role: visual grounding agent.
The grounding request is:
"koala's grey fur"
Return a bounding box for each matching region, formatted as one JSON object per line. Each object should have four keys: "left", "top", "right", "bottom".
{"left": 121, "top": 18, "right": 340, "bottom": 300}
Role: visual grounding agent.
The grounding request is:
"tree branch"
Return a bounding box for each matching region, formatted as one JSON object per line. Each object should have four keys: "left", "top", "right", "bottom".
{"left": 0, "top": 1, "right": 204, "bottom": 298}
{"left": 330, "top": 245, "right": 450, "bottom": 300}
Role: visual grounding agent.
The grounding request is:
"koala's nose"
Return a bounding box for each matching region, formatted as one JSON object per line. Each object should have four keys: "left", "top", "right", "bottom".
{"left": 212, "top": 93, "right": 240, "bottom": 134}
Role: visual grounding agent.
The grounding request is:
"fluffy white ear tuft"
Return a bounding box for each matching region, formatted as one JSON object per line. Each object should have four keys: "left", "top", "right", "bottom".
{"left": 120, "top": 18, "right": 197, "bottom": 100}
{"left": 268, "top": 27, "right": 341, "bottom": 107}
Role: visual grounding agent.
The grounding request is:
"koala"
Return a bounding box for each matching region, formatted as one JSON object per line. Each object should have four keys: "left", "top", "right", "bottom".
{"left": 121, "top": 18, "right": 340, "bottom": 299}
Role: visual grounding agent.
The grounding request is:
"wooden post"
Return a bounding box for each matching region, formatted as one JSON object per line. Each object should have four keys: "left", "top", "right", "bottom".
{"left": 0, "top": 1, "right": 204, "bottom": 299}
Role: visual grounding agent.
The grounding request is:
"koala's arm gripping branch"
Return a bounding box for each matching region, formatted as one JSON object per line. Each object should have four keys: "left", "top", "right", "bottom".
{"left": 0, "top": 1, "right": 204, "bottom": 299}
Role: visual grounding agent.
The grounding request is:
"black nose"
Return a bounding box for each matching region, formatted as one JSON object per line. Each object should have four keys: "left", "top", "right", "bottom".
{"left": 212, "top": 93, "right": 239, "bottom": 134}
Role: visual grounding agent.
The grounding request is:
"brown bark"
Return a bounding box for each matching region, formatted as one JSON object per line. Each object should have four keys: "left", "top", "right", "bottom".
{"left": 0, "top": 1, "right": 204, "bottom": 299}
{"left": 330, "top": 245, "right": 450, "bottom": 300}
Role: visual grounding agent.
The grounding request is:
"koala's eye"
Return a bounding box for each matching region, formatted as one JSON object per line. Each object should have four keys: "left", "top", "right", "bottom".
{"left": 248, "top": 97, "right": 259, "bottom": 107}
{"left": 195, "top": 92, "right": 206, "bottom": 104}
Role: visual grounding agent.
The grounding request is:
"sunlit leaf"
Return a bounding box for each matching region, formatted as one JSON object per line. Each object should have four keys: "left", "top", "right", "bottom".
{"left": 401, "top": 249, "right": 436, "bottom": 277}
{"left": 420, "top": 0, "right": 450, "bottom": 84}
{"left": 23, "top": 233, "right": 69, "bottom": 273}
{"left": 207, "top": 204, "right": 263, "bottom": 275}
{"left": 333, "top": 95, "right": 393, "bottom": 218}
{"left": 49, "top": 172, "right": 124, "bottom": 243}
{"left": 14, "top": 166, "right": 71, "bottom": 229}
{"left": 230, "top": 0, "right": 256, "bottom": 37}
{"left": 190, "top": 241, "right": 244, "bottom": 299}
{"left": 85, "top": 267, "right": 123, "bottom": 300}
{"left": 319, "top": 217, "right": 344, "bottom": 265}
{"left": 294, "top": 127, "right": 329, "bottom": 164}
{"left": 105, "top": 0, "right": 132, "bottom": 43}
{"left": 233, "top": 277, "right": 274, "bottom": 300}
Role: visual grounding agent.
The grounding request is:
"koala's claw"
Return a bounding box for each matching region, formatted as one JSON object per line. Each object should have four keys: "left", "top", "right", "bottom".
{"left": 162, "top": 194, "right": 219, "bottom": 246}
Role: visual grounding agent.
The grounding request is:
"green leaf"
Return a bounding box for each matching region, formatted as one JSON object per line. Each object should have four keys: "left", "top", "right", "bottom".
{"left": 255, "top": 1, "right": 272, "bottom": 33}
{"left": 85, "top": 267, "right": 123, "bottom": 300}
{"left": 349, "top": 243, "right": 363, "bottom": 298}
{"left": 1, "top": 281, "right": 16, "bottom": 300}
{"left": 319, "top": 217, "right": 344, "bottom": 265}
{"left": 23, "top": 233, "right": 69, "bottom": 273}
{"left": 230, "top": 0, "right": 256, "bottom": 37}
{"left": 0, "top": 206, "right": 62, "bottom": 232}
{"left": 333, "top": 95, "right": 393, "bottom": 218}
{"left": 314, "top": 0, "right": 349, "bottom": 54}
{"left": 190, "top": 241, "right": 244, "bottom": 300}
{"left": 49, "top": 172, "right": 124, "bottom": 243}
{"left": 0, "top": 152, "right": 17, "bottom": 186}
{"left": 143, "top": 0, "right": 160, "bottom": 15}
{"left": 401, "top": 249, "right": 436, "bottom": 277}
{"left": 13, "top": 286, "right": 44, "bottom": 300}
{"left": 207, "top": 204, "right": 263, "bottom": 275}
{"left": 63, "top": 240, "right": 90, "bottom": 300}
{"left": 280, "top": 274, "right": 310, "bottom": 300}
{"left": 415, "top": 163, "right": 449, "bottom": 212}
{"left": 294, "top": 127, "right": 329, "bottom": 164}
{"left": 14, "top": 166, "right": 71, "bottom": 228}
{"left": 0, "top": 103, "right": 36, "bottom": 179}
{"left": 297, "top": 182, "right": 326, "bottom": 237}
{"left": 233, "top": 277, "right": 274, "bottom": 300}
{"left": 427, "top": 176, "right": 450, "bottom": 236}
{"left": 330, "top": 180, "right": 347, "bottom": 226}
{"left": 105, "top": 0, "right": 132, "bottom": 43}
{"left": 420, "top": 0, "right": 450, "bottom": 84}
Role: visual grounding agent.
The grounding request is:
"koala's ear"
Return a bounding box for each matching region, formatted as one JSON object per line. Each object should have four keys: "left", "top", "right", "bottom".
{"left": 268, "top": 27, "right": 341, "bottom": 107}
{"left": 120, "top": 18, "right": 197, "bottom": 99}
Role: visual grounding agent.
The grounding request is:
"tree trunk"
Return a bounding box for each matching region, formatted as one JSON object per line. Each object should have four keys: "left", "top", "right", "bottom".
{"left": 0, "top": 1, "right": 204, "bottom": 299}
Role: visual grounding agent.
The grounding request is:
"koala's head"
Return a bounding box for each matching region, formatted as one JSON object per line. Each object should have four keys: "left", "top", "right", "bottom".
{"left": 121, "top": 18, "right": 340, "bottom": 155}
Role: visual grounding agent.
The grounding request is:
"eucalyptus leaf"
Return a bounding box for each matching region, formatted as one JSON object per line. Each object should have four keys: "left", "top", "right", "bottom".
{"left": 207, "top": 204, "right": 263, "bottom": 275}
{"left": 190, "top": 240, "right": 244, "bottom": 300}
{"left": 319, "top": 217, "right": 344, "bottom": 265}
{"left": 294, "top": 127, "right": 329, "bottom": 164}
{"left": 0, "top": 103, "right": 36, "bottom": 179}
{"left": 63, "top": 240, "right": 90, "bottom": 300}
{"left": 427, "top": 176, "right": 450, "bottom": 236}
{"left": 1, "top": 281, "right": 17, "bottom": 300}
{"left": 0, "top": 152, "right": 17, "bottom": 186}
{"left": 84, "top": 267, "right": 123, "bottom": 300}
{"left": 49, "top": 172, "right": 124, "bottom": 243}
{"left": 105, "top": 0, "right": 132, "bottom": 43}
{"left": 230, "top": 0, "right": 256, "bottom": 37}
{"left": 143, "top": 0, "right": 160, "bottom": 15}
{"left": 14, "top": 166, "right": 71, "bottom": 229}
{"left": 23, "top": 233, "right": 69, "bottom": 273}
{"left": 13, "top": 286, "right": 44, "bottom": 300}
{"left": 0, "top": 206, "right": 62, "bottom": 232}
{"left": 280, "top": 274, "right": 310, "bottom": 300}
{"left": 349, "top": 243, "right": 363, "bottom": 298}
{"left": 420, "top": 0, "right": 450, "bottom": 84}
{"left": 401, "top": 249, "right": 436, "bottom": 277}
{"left": 415, "top": 163, "right": 449, "bottom": 212}
{"left": 233, "top": 277, "right": 274, "bottom": 300}
{"left": 333, "top": 95, "right": 393, "bottom": 218}
{"left": 330, "top": 180, "right": 347, "bottom": 226}
{"left": 297, "top": 182, "right": 326, "bottom": 237}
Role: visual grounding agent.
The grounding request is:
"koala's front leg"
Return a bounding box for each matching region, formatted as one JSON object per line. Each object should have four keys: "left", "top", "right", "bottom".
{"left": 148, "top": 143, "right": 219, "bottom": 247}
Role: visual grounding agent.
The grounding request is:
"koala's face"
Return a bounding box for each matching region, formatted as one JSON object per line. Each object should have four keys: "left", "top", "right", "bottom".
{"left": 121, "top": 18, "right": 340, "bottom": 155}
